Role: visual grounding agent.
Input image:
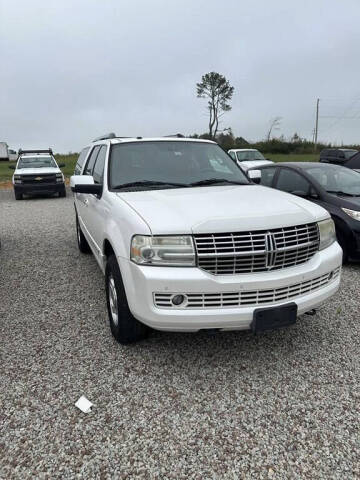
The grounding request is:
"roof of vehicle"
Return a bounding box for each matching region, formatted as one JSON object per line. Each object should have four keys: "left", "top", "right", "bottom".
{"left": 258, "top": 162, "right": 349, "bottom": 169}
{"left": 19, "top": 152, "right": 53, "bottom": 157}
{"left": 19, "top": 148, "right": 53, "bottom": 156}
{"left": 228, "top": 148, "right": 259, "bottom": 152}
{"left": 89, "top": 136, "right": 217, "bottom": 147}
{"left": 321, "top": 148, "right": 357, "bottom": 152}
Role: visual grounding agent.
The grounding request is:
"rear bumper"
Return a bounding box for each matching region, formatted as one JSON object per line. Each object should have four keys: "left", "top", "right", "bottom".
{"left": 14, "top": 183, "right": 65, "bottom": 195}
{"left": 119, "top": 241, "right": 343, "bottom": 332}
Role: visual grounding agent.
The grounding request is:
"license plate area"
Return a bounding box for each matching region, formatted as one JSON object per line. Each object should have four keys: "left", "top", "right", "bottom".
{"left": 251, "top": 302, "right": 297, "bottom": 333}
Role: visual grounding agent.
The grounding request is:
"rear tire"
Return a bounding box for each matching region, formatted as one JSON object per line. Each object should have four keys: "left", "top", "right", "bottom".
{"left": 76, "top": 215, "right": 91, "bottom": 254}
{"left": 15, "top": 192, "right": 23, "bottom": 200}
{"left": 105, "top": 254, "right": 150, "bottom": 344}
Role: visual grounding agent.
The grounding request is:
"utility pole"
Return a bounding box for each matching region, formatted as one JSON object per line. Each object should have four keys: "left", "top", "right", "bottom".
{"left": 314, "top": 98, "right": 320, "bottom": 152}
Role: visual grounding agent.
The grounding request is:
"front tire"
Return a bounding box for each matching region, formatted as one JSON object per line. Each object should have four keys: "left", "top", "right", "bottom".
{"left": 15, "top": 192, "right": 23, "bottom": 200}
{"left": 76, "top": 215, "right": 91, "bottom": 253}
{"left": 59, "top": 188, "right": 66, "bottom": 198}
{"left": 105, "top": 254, "right": 149, "bottom": 344}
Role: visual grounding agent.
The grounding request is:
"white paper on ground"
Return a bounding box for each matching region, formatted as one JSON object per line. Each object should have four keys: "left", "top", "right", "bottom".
{"left": 75, "top": 395, "right": 94, "bottom": 413}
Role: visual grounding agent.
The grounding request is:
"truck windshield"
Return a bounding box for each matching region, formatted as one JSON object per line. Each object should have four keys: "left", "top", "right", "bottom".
{"left": 18, "top": 156, "right": 57, "bottom": 169}
{"left": 236, "top": 150, "right": 266, "bottom": 162}
{"left": 109, "top": 141, "right": 249, "bottom": 189}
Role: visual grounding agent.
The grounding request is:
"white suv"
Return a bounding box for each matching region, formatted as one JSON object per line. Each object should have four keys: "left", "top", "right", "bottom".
{"left": 71, "top": 134, "right": 342, "bottom": 344}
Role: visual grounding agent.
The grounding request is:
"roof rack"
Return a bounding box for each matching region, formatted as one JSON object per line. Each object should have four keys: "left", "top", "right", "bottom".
{"left": 92, "top": 132, "right": 116, "bottom": 142}
{"left": 18, "top": 148, "right": 53, "bottom": 155}
{"left": 163, "top": 133, "right": 185, "bottom": 138}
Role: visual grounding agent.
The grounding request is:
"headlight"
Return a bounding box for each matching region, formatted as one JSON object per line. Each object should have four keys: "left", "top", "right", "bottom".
{"left": 56, "top": 173, "right": 64, "bottom": 182}
{"left": 131, "top": 235, "right": 195, "bottom": 266}
{"left": 318, "top": 218, "right": 336, "bottom": 250}
{"left": 342, "top": 207, "right": 360, "bottom": 221}
{"left": 14, "top": 174, "right": 22, "bottom": 184}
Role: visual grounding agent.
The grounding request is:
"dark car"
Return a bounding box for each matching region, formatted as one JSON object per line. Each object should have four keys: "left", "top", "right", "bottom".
{"left": 249, "top": 162, "right": 360, "bottom": 262}
{"left": 320, "top": 148, "right": 360, "bottom": 171}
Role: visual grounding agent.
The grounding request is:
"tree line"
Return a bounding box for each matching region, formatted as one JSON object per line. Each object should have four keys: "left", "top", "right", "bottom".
{"left": 195, "top": 71, "right": 360, "bottom": 154}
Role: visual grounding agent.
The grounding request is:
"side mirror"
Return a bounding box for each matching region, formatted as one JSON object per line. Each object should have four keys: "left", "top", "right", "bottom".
{"left": 58, "top": 163, "right": 65, "bottom": 168}
{"left": 248, "top": 169, "right": 261, "bottom": 184}
{"left": 8, "top": 165, "right": 15, "bottom": 170}
{"left": 70, "top": 175, "right": 102, "bottom": 194}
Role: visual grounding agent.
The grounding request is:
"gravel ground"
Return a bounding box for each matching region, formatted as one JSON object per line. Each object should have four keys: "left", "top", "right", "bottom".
{"left": 0, "top": 189, "right": 359, "bottom": 479}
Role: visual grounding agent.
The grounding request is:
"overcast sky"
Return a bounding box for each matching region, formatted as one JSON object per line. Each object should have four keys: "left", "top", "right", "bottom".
{"left": 1, "top": 0, "right": 360, "bottom": 152}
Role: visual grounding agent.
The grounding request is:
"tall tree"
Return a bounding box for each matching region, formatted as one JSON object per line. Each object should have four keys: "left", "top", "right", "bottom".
{"left": 266, "top": 116, "right": 282, "bottom": 141}
{"left": 196, "top": 72, "right": 234, "bottom": 139}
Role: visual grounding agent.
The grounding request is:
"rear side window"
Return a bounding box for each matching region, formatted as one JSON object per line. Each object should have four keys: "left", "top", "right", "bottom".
{"left": 75, "top": 147, "right": 90, "bottom": 175}
{"left": 83, "top": 146, "right": 101, "bottom": 175}
{"left": 276, "top": 169, "right": 311, "bottom": 194}
{"left": 92, "top": 146, "right": 107, "bottom": 184}
{"left": 258, "top": 167, "right": 276, "bottom": 187}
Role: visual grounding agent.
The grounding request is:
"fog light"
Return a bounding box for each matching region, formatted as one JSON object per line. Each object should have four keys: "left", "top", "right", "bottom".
{"left": 172, "top": 294, "right": 185, "bottom": 306}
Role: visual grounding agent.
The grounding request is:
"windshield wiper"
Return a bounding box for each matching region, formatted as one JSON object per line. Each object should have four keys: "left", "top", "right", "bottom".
{"left": 326, "top": 190, "right": 360, "bottom": 197}
{"left": 190, "top": 178, "right": 248, "bottom": 187}
{"left": 113, "top": 180, "right": 188, "bottom": 189}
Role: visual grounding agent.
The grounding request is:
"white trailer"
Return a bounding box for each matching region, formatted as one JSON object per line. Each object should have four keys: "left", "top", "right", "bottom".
{"left": 0, "top": 142, "right": 9, "bottom": 161}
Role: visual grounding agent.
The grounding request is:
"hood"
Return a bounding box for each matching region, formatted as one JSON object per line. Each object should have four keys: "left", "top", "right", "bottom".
{"left": 15, "top": 167, "right": 60, "bottom": 175}
{"left": 333, "top": 195, "right": 360, "bottom": 210}
{"left": 117, "top": 185, "right": 329, "bottom": 234}
{"left": 238, "top": 160, "right": 273, "bottom": 172}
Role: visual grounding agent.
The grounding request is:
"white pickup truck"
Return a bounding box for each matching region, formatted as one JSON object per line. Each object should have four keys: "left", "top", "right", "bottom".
{"left": 71, "top": 134, "right": 342, "bottom": 344}
{"left": 11, "top": 149, "right": 66, "bottom": 200}
{"left": 228, "top": 148, "right": 273, "bottom": 172}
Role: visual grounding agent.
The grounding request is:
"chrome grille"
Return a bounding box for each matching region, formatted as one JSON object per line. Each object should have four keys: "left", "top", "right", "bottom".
{"left": 154, "top": 268, "right": 340, "bottom": 309}
{"left": 193, "top": 223, "right": 319, "bottom": 275}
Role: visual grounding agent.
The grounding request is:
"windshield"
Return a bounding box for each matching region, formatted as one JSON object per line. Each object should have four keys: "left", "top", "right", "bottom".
{"left": 18, "top": 156, "right": 57, "bottom": 169}
{"left": 109, "top": 141, "right": 249, "bottom": 189}
{"left": 236, "top": 150, "right": 266, "bottom": 162}
{"left": 304, "top": 164, "right": 360, "bottom": 196}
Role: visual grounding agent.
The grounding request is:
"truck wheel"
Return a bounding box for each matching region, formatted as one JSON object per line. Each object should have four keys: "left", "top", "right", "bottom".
{"left": 59, "top": 188, "right": 66, "bottom": 198}
{"left": 105, "top": 254, "right": 149, "bottom": 344}
{"left": 15, "top": 192, "right": 23, "bottom": 200}
{"left": 76, "top": 215, "right": 91, "bottom": 253}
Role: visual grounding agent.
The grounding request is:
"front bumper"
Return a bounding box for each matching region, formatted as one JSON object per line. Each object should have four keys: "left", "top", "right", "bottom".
{"left": 119, "top": 241, "right": 343, "bottom": 332}
{"left": 14, "top": 183, "right": 65, "bottom": 195}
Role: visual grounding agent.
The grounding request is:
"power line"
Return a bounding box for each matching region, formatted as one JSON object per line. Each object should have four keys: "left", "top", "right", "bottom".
{"left": 318, "top": 97, "right": 360, "bottom": 135}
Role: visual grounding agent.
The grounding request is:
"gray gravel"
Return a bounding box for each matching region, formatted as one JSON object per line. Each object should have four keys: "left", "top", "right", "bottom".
{"left": 0, "top": 188, "right": 359, "bottom": 479}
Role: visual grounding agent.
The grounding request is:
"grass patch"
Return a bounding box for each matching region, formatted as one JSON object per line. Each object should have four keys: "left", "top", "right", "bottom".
{"left": 266, "top": 153, "right": 318, "bottom": 163}
{"left": 54, "top": 154, "right": 78, "bottom": 177}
